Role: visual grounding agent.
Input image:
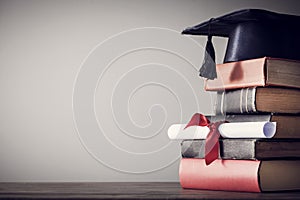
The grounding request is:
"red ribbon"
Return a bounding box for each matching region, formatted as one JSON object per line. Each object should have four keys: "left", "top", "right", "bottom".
{"left": 184, "top": 113, "right": 225, "bottom": 165}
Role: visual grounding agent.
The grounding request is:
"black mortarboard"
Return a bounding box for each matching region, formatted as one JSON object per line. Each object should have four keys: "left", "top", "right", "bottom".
{"left": 182, "top": 9, "right": 300, "bottom": 79}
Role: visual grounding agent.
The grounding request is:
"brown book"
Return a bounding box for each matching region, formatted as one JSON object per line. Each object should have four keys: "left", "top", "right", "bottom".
{"left": 205, "top": 57, "right": 300, "bottom": 91}
{"left": 216, "top": 87, "right": 300, "bottom": 114}
{"left": 181, "top": 139, "right": 300, "bottom": 160}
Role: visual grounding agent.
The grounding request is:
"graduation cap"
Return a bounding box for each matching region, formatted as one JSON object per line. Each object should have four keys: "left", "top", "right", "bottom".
{"left": 182, "top": 9, "right": 300, "bottom": 79}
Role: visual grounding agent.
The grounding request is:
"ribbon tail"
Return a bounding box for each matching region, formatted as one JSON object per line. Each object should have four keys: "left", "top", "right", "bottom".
{"left": 204, "top": 122, "right": 222, "bottom": 165}
{"left": 205, "top": 137, "right": 220, "bottom": 165}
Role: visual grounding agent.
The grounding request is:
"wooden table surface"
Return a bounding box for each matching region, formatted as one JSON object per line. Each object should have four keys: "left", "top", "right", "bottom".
{"left": 0, "top": 182, "right": 299, "bottom": 199}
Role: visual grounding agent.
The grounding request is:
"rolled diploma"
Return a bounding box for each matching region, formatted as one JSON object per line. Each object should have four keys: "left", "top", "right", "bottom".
{"left": 168, "top": 122, "right": 276, "bottom": 140}
{"left": 168, "top": 124, "right": 210, "bottom": 140}
{"left": 218, "top": 121, "right": 276, "bottom": 138}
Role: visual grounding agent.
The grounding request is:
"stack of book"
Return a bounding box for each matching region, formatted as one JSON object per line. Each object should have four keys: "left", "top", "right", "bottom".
{"left": 168, "top": 57, "right": 300, "bottom": 192}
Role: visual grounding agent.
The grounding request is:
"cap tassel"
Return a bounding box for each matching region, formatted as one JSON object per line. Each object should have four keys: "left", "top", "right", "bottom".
{"left": 199, "top": 35, "right": 217, "bottom": 80}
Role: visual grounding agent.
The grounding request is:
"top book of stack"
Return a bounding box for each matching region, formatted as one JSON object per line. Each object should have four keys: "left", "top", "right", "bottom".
{"left": 205, "top": 57, "right": 300, "bottom": 91}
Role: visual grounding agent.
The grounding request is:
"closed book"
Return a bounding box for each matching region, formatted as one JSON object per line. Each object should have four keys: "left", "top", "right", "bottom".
{"left": 181, "top": 139, "right": 300, "bottom": 160}
{"left": 180, "top": 158, "right": 300, "bottom": 192}
{"left": 216, "top": 87, "right": 300, "bottom": 114}
{"left": 205, "top": 57, "right": 300, "bottom": 91}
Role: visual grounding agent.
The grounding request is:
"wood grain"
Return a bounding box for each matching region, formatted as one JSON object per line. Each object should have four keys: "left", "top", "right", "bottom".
{"left": 0, "top": 182, "right": 299, "bottom": 199}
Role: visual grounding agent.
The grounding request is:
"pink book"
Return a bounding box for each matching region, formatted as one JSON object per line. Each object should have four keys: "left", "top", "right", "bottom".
{"left": 180, "top": 158, "right": 300, "bottom": 192}
{"left": 205, "top": 57, "right": 300, "bottom": 91}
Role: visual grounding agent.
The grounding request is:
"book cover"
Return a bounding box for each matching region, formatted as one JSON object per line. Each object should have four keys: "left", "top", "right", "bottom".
{"left": 205, "top": 57, "right": 300, "bottom": 91}
{"left": 180, "top": 158, "right": 300, "bottom": 192}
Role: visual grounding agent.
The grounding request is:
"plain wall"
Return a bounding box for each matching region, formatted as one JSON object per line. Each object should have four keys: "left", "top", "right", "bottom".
{"left": 0, "top": 0, "right": 299, "bottom": 181}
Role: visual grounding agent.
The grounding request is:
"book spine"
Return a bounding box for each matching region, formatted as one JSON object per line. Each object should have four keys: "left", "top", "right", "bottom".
{"left": 207, "top": 114, "right": 271, "bottom": 122}
{"left": 222, "top": 140, "right": 256, "bottom": 159}
{"left": 179, "top": 158, "right": 261, "bottom": 192}
{"left": 181, "top": 140, "right": 206, "bottom": 158}
{"left": 216, "top": 88, "right": 257, "bottom": 115}
{"left": 181, "top": 140, "right": 256, "bottom": 160}
{"left": 205, "top": 57, "right": 266, "bottom": 91}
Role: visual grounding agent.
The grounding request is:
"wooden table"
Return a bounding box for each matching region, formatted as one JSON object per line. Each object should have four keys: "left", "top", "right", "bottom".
{"left": 0, "top": 182, "right": 299, "bottom": 199}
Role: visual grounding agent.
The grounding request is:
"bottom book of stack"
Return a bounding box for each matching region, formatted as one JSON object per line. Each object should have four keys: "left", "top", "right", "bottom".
{"left": 169, "top": 114, "right": 300, "bottom": 192}
{"left": 180, "top": 158, "right": 300, "bottom": 192}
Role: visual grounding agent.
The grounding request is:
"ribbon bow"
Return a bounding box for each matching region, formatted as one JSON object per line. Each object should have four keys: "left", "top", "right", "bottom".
{"left": 184, "top": 113, "right": 225, "bottom": 165}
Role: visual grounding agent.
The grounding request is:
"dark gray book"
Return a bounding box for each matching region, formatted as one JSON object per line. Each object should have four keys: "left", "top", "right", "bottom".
{"left": 181, "top": 139, "right": 300, "bottom": 160}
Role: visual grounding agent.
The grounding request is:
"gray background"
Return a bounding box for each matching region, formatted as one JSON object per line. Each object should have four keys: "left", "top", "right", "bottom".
{"left": 0, "top": 0, "right": 299, "bottom": 181}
